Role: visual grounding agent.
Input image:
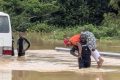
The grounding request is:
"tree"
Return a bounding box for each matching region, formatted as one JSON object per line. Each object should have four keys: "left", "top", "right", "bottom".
{"left": 50, "top": 0, "right": 118, "bottom": 26}
{"left": 49, "top": 0, "right": 89, "bottom": 26}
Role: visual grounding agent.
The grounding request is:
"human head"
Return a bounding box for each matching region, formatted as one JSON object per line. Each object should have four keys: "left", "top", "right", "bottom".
{"left": 80, "top": 33, "right": 87, "bottom": 42}
{"left": 63, "top": 34, "right": 71, "bottom": 46}
{"left": 63, "top": 38, "right": 72, "bottom": 47}
{"left": 18, "top": 31, "right": 25, "bottom": 37}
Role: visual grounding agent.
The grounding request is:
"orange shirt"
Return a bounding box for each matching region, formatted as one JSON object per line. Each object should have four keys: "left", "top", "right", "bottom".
{"left": 69, "top": 34, "right": 80, "bottom": 46}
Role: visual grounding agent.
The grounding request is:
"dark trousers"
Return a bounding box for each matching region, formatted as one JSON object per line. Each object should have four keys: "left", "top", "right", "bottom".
{"left": 18, "top": 52, "right": 25, "bottom": 57}
{"left": 78, "top": 57, "right": 91, "bottom": 69}
{"left": 78, "top": 45, "right": 91, "bottom": 69}
{"left": 18, "top": 49, "right": 25, "bottom": 57}
{"left": 11, "top": 47, "right": 14, "bottom": 56}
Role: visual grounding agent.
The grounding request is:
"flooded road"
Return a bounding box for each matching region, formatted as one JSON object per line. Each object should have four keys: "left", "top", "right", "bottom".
{"left": 0, "top": 50, "right": 120, "bottom": 80}
{"left": 10, "top": 32, "right": 120, "bottom": 80}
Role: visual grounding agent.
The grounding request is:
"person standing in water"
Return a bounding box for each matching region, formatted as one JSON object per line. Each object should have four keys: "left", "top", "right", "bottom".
{"left": 64, "top": 34, "right": 91, "bottom": 69}
{"left": 81, "top": 30, "right": 104, "bottom": 68}
{"left": 17, "top": 31, "right": 30, "bottom": 57}
{"left": 78, "top": 34, "right": 91, "bottom": 68}
{"left": 64, "top": 31, "right": 104, "bottom": 68}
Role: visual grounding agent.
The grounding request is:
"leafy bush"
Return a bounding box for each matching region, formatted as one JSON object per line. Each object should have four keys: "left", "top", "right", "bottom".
{"left": 27, "top": 23, "right": 55, "bottom": 32}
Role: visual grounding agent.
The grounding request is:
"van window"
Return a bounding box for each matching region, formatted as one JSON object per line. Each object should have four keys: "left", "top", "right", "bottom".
{"left": 0, "top": 16, "right": 9, "bottom": 33}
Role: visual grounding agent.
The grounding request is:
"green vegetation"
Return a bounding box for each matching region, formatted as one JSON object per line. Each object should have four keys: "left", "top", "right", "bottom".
{"left": 0, "top": 0, "right": 120, "bottom": 39}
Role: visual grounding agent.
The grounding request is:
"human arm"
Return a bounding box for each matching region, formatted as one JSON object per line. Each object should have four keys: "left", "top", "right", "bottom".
{"left": 76, "top": 42, "right": 82, "bottom": 58}
{"left": 70, "top": 46, "right": 79, "bottom": 57}
{"left": 24, "top": 38, "right": 30, "bottom": 51}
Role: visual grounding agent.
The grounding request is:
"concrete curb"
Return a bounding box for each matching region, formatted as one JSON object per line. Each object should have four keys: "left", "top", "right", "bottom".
{"left": 100, "top": 52, "right": 120, "bottom": 58}
{"left": 55, "top": 47, "right": 120, "bottom": 58}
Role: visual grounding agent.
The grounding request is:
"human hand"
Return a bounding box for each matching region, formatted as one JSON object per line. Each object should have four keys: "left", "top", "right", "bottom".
{"left": 78, "top": 54, "right": 81, "bottom": 58}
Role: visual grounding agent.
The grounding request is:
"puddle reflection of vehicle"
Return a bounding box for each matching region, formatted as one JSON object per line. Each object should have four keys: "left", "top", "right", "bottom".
{"left": 0, "top": 12, "right": 13, "bottom": 56}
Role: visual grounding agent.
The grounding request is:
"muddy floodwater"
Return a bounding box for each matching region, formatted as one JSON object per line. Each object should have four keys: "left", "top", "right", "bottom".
{"left": 29, "top": 34, "right": 120, "bottom": 52}
{"left": 12, "top": 71, "right": 120, "bottom": 80}
{"left": 13, "top": 33, "right": 120, "bottom": 52}
{"left": 0, "top": 50, "right": 120, "bottom": 80}
{"left": 29, "top": 39, "right": 120, "bottom": 53}
{"left": 8, "top": 33, "right": 120, "bottom": 80}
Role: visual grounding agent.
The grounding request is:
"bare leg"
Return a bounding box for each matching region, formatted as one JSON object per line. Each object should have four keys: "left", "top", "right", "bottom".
{"left": 91, "top": 49, "right": 104, "bottom": 68}
{"left": 97, "top": 56, "right": 104, "bottom": 68}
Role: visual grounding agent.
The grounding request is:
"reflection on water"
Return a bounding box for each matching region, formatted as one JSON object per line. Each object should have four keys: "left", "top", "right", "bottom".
{"left": 12, "top": 70, "right": 120, "bottom": 80}
{"left": 0, "top": 70, "right": 119, "bottom": 80}
{"left": 0, "top": 67, "right": 119, "bottom": 80}
{"left": 0, "top": 70, "right": 11, "bottom": 80}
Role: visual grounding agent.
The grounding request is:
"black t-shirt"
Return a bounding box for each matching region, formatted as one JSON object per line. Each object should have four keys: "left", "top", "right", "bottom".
{"left": 17, "top": 37, "right": 30, "bottom": 53}
{"left": 80, "top": 39, "right": 91, "bottom": 59}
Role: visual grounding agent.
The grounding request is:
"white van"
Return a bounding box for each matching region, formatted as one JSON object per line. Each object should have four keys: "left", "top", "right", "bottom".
{"left": 0, "top": 12, "right": 12, "bottom": 55}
